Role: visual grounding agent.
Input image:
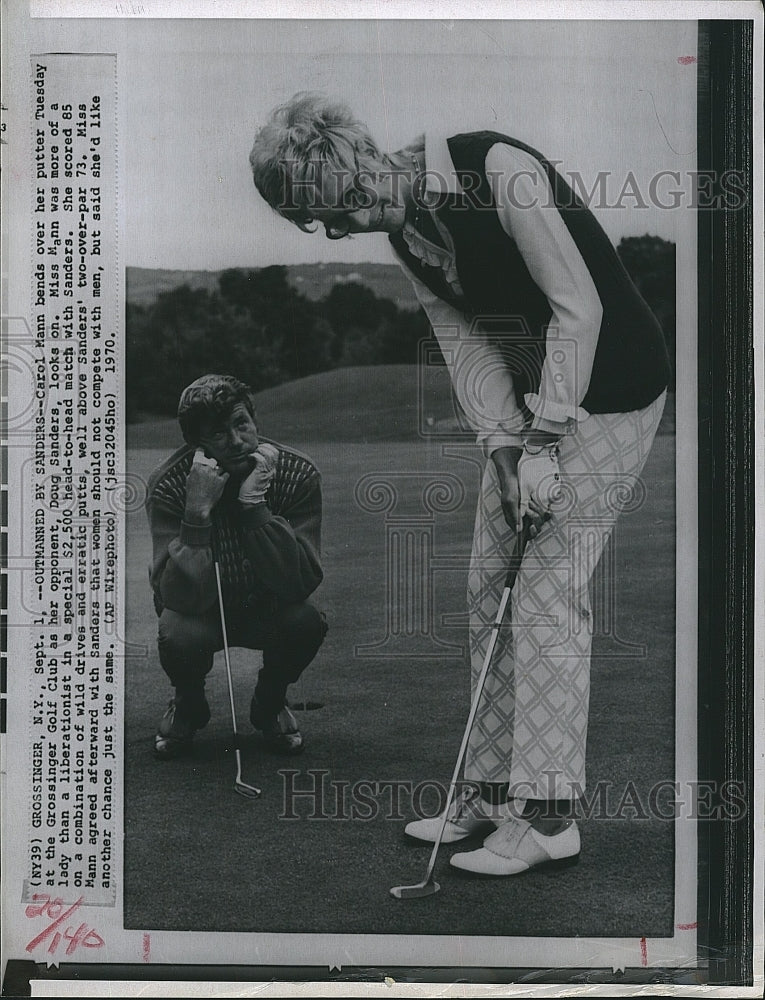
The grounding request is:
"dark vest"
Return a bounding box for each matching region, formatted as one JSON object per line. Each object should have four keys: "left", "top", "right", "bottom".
{"left": 390, "top": 131, "right": 671, "bottom": 416}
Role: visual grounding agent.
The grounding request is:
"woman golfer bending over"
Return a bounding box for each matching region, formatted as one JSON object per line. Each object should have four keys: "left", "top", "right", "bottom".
{"left": 249, "top": 94, "right": 670, "bottom": 876}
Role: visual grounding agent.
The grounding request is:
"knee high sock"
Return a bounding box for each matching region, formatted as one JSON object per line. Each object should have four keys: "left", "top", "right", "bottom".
{"left": 479, "top": 783, "right": 576, "bottom": 821}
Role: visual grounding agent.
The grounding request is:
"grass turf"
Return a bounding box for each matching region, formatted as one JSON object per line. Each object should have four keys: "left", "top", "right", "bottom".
{"left": 128, "top": 365, "right": 676, "bottom": 448}
{"left": 123, "top": 420, "right": 676, "bottom": 937}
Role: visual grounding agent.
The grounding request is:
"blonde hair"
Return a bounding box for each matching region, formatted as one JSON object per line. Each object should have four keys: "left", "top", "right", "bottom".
{"left": 249, "top": 92, "right": 384, "bottom": 231}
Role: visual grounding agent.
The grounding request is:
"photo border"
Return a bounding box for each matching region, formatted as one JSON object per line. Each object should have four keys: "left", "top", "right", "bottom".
{"left": 696, "top": 17, "right": 757, "bottom": 988}
{"left": 1, "top": 5, "right": 760, "bottom": 997}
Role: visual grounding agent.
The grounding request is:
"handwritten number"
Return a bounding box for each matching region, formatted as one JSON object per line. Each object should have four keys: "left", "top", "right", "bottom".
{"left": 82, "top": 927, "right": 104, "bottom": 949}
{"left": 24, "top": 895, "right": 103, "bottom": 955}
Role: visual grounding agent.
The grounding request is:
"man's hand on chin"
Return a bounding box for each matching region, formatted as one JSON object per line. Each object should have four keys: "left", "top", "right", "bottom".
{"left": 184, "top": 449, "right": 229, "bottom": 524}
{"left": 238, "top": 447, "right": 277, "bottom": 508}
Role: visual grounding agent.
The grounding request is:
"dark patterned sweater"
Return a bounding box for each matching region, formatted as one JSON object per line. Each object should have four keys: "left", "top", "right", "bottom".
{"left": 145, "top": 439, "right": 323, "bottom": 616}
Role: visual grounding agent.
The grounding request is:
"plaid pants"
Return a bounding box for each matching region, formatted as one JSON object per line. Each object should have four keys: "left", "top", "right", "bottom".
{"left": 464, "top": 392, "right": 666, "bottom": 798}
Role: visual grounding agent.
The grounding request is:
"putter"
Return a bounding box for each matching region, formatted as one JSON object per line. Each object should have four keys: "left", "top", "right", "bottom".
{"left": 214, "top": 561, "right": 261, "bottom": 800}
{"left": 390, "top": 526, "right": 528, "bottom": 899}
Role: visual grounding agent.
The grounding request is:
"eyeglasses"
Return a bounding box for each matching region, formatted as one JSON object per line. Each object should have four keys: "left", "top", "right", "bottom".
{"left": 312, "top": 162, "right": 376, "bottom": 240}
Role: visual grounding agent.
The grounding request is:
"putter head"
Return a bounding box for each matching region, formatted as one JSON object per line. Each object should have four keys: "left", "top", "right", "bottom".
{"left": 235, "top": 781, "right": 261, "bottom": 800}
{"left": 390, "top": 880, "right": 440, "bottom": 899}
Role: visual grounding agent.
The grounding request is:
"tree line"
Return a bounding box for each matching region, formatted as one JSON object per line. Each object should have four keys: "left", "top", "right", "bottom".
{"left": 126, "top": 235, "right": 675, "bottom": 420}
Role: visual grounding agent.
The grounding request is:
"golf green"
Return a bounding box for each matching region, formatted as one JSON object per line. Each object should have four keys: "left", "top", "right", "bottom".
{"left": 124, "top": 422, "right": 677, "bottom": 938}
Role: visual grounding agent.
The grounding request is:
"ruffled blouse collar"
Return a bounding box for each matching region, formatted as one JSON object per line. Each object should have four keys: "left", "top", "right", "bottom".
{"left": 401, "top": 220, "right": 463, "bottom": 297}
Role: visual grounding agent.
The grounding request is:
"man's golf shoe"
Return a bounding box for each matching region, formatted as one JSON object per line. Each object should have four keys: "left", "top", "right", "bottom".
{"left": 404, "top": 785, "right": 516, "bottom": 844}
{"left": 250, "top": 696, "right": 304, "bottom": 755}
{"left": 154, "top": 692, "right": 211, "bottom": 757}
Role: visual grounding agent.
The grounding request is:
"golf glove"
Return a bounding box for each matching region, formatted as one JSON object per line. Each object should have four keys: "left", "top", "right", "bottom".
{"left": 517, "top": 442, "right": 562, "bottom": 526}
{"left": 238, "top": 444, "right": 278, "bottom": 507}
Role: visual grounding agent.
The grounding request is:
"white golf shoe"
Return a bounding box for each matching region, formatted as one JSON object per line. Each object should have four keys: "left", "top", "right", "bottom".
{"left": 450, "top": 816, "right": 581, "bottom": 876}
{"left": 404, "top": 786, "right": 517, "bottom": 844}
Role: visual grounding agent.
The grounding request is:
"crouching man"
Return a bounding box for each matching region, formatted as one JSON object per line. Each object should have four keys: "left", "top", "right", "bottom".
{"left": 146, "top": 373, "right": 327, "bottom": 757}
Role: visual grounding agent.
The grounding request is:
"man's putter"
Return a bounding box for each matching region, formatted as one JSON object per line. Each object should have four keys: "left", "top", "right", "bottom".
{"left": 214, "top": 562, "right": 261, "bottom": 799}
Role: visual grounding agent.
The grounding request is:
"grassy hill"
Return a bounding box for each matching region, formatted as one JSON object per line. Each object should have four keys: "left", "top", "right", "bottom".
{"left": 127, "top": 363, "right": 675, "bottom": 448}
{"left": 126, "top": 263, "right": 420, "bottom": 311}
{"left": 127, "top": 364, "right": 461, "bottom": 448}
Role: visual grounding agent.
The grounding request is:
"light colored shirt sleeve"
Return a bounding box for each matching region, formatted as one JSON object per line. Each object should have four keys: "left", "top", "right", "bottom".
{"left": 485, "top": 143, "right": 603, "bottom": 436}
{"left": 396, "top": 255, "right": 527, "bottom": 453}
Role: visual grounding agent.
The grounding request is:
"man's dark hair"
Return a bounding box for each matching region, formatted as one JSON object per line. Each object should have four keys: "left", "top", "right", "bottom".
{"left": 177, "top": 374, "right": 258, "bottom": 445}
